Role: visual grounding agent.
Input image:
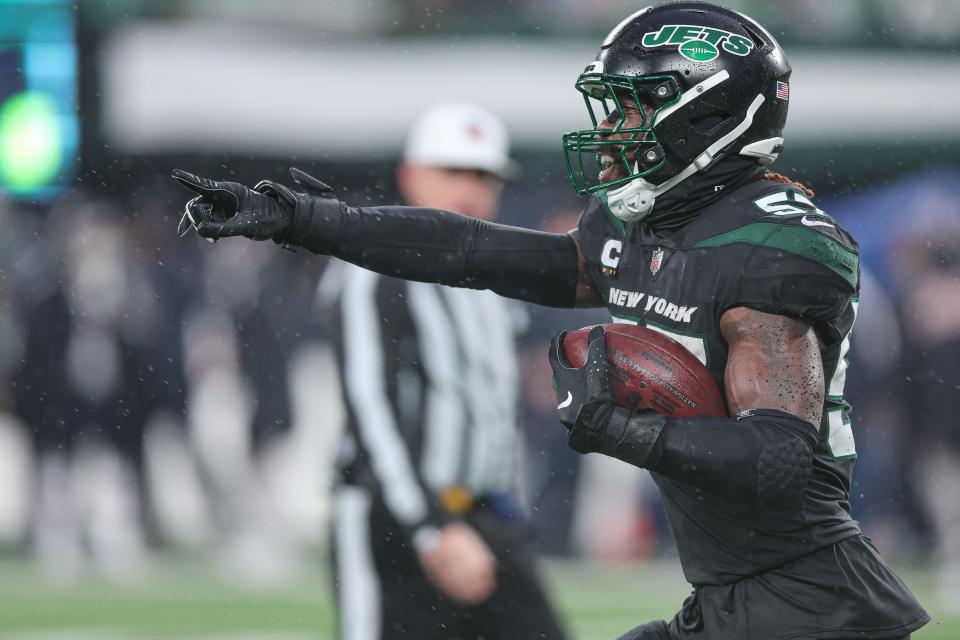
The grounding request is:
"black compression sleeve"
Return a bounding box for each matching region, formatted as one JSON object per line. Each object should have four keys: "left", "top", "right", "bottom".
{"left": 653, "top": 410, "right": 818, "bottom": 509}
{"left": 290, "top": 199, "right": 580, "bottom": 308}
{"left": 581, "top": 408, "right": 818, "bottom": 509}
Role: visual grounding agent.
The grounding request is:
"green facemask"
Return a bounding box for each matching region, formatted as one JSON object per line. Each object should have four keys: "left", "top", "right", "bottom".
{"left": 561, "top": 73, "right": 681, "bottom": 197}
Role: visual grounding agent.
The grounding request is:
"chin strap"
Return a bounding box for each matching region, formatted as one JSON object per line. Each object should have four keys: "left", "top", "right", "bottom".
{"left": 606, "top": 93, "right": 768, "bottom": 223}
{"left": 605, "top": 161, "right": 700, "bottom": 222}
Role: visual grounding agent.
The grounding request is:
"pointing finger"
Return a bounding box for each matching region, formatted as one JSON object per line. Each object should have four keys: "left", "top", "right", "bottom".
{"left": 171, "top": 169, "right": 213, "bottom": 194}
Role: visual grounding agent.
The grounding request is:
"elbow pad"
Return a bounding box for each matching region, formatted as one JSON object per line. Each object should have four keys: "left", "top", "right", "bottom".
{"left": 580, "top": 407, "right": 817, "bottom": 509}
{"left": 290, "top": 197, "right": 580, "bottom": 308}
{"left": 653, "top": 409, "right": 818, "bottom": 509}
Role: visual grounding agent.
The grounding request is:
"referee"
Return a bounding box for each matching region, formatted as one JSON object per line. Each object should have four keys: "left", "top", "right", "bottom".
{"left": 326, "top": 103, "right": 568, "bottom": 640}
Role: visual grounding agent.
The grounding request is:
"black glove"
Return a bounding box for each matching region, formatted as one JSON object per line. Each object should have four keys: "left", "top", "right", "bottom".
{"left": 549, "top": 325, "right": 666, "bottom": 463}
{"left": 172, "top": 169, "right": 292, "bottom": 241}
{"left": 548, "top": 326, "right": 617, "bottom": 453}
{"left": 172, "top": 167, "right": 342, "bottom": 247}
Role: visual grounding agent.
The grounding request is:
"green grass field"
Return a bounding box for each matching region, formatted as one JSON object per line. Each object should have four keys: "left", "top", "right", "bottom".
{"left": 0, "top": 556, "right": 952, "bottom": 639}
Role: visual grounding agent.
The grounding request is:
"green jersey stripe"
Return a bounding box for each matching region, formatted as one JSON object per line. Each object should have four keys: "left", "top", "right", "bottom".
{"left": 692, "top": 223, "right": 858, "bottom": 287}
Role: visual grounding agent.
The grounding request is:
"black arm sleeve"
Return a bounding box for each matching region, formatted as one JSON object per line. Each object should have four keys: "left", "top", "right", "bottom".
{"left": 578, "top": 407, "right": 818, "bottom": 510}
{"left": 653, "top": 410, "right": 818, "bottom": 509}
{"left": 290, "top": 199, "right": 580, "bottom": 308}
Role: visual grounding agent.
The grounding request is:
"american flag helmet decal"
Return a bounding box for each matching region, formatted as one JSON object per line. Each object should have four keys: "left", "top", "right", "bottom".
{"left": 776, "top": 81, "right": 789, "bottom": 101}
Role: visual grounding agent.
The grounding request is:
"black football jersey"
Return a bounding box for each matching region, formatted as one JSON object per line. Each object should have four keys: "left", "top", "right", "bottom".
{"left": 578, "top": 177, "right": 862, "bottom": 586}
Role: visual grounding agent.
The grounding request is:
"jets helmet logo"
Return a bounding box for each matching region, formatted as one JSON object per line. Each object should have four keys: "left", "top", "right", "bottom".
{"left": 641, "top": 25, "right": 755, "bottom": 62}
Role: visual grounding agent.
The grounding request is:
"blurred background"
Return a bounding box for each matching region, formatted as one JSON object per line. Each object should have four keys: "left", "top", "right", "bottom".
{"left": 1, "top": 0, "right": 960, "bottom": 638}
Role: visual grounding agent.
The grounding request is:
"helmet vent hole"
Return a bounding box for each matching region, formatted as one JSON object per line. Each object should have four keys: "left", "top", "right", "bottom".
{"left": 741, "top": 23, "right": 767, "bottom": 50}
{"left": 683, "top": 69, "right": 691, "bottom": 76}
{"left": 689, "top": 112, "right": 730, "bottom": 134}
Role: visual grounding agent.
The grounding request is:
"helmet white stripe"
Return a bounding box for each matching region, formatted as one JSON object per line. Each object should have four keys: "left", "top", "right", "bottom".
{"left": 653, "top": 70, "right": 730, "bottom": 126}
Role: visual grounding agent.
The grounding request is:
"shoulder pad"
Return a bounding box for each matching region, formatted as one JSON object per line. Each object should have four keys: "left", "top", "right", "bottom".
{"left": 748, "top": 186, "right": 857, "bottom": 248}
{"left": 693, "top": 185, "right": 859, "bottom": 288}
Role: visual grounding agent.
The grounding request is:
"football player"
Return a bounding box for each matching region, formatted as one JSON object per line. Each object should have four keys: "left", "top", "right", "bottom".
{"left": 173, "top": 2, "right": 929, "bottom": 638}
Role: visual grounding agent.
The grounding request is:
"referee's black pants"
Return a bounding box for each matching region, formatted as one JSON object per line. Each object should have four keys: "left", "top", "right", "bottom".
{"left": 331, "top": 485, "right": 568, "bottom": 640}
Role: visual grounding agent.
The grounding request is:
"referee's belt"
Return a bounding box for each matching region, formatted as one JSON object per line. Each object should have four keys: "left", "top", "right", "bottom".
{"left": 439, "top": 486, "right": 474, "bottom": 514}
{"left": 439, "top": 487, "right": 520, "bottom": 520}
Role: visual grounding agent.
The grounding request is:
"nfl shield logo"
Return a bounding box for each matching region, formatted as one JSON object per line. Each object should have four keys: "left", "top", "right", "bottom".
{"left": 650, "top": 247, "right": 664, "bottom": 275}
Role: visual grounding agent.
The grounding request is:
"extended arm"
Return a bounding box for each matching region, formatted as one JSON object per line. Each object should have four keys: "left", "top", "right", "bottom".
{"left": 550, "top": 308, "right": 824, "bottom": 508}
{"left": 308, "top": 202, "right": 582, "bottom": 307}
{"left": 172, "top": 168, "right": 605, "bottom": 308}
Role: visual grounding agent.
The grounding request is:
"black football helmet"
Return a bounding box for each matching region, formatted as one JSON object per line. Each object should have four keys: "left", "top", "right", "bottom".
{"left": 562, "top": 1, "right": 791, "bottom": 222}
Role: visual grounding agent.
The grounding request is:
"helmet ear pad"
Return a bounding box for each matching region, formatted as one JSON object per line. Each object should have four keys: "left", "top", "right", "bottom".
{"left": 645, "top": 86, "right": 737, "bottom": 184}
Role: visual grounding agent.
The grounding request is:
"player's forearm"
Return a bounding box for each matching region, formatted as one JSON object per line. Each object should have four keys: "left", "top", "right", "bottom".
{"left": 655, "top": 410, "right": 818, "bottom": 508}
{"left": 574, "top": 407, "right": 818, "bottom": 509}
{"left": 291, "top": 199, "right": 580, "bottom": 307}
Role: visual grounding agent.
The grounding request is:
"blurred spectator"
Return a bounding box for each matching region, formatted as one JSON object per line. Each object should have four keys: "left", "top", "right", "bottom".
{"left": 844, "top": 267, "right": 918, "bottom": 554}
{"left": 8, "top": 196, "right": 158, "bottom": 579}
{"left": 174, "top": 234, "right": 330, "bottom": 583}
{"left": 898, "top": 229, "right": 960, "bottom": 611}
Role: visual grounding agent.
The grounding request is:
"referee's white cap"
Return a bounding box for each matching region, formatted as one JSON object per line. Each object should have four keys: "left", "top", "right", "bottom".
{"left": 403, "top": 102, "right": 519, "bottom": 179}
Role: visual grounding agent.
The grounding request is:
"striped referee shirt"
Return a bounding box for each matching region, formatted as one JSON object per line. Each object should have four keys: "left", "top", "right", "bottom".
{"left": 329, "top": 264, "right": 523, "bottom": 536}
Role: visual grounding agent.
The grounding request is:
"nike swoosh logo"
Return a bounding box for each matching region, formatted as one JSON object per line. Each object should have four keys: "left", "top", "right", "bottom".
{"left": 801, "top": 215, "right": 834, "bottom": 228}
{"left": 557, "top": 391, "right": 573, "bottom": 410}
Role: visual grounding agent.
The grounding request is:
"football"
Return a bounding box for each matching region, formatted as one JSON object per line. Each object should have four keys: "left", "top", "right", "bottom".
{"left": 562, "top": 323, "right": 727, "bottom": 418}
